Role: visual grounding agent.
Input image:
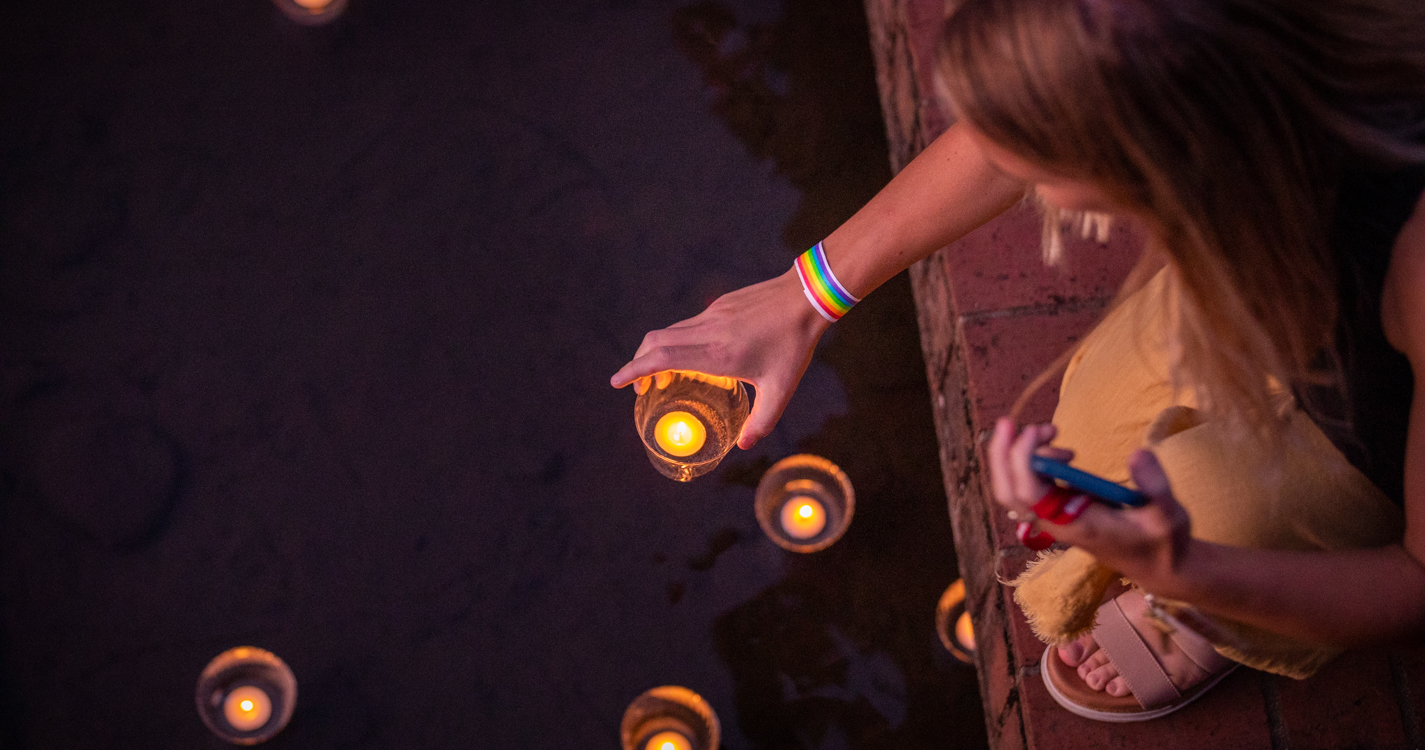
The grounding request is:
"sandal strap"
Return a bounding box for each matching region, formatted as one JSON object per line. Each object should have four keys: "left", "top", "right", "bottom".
{"left": 1094, "top": 596, "right": 1182, "bottom": 709}
{"left": 1165, "top": 618, "right": 1235, "bottom": 675}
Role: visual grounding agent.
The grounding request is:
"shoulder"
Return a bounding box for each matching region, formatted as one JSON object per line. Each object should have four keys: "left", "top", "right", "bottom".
{"left": 1383, "top": 190, "right": 1425, "bottom": 361}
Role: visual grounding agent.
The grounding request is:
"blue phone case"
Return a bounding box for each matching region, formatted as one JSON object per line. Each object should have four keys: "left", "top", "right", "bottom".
{"left": 1029, "top": 455, "right": 1147, "bottom": 507}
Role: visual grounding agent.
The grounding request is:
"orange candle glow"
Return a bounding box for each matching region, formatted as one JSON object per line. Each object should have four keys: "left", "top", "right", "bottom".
{"left": 293, "top": 0, "right": 333, "bottom": 8}
{"left": 654, "top": 411, "right": 706, "bottom": 457}
{"left": 223, "top": 685, "right": 272, "bottom": 731}
{"left": 779, "top": 496, "right": 827, "bottom": 539}
{"left": 955, "top": 611, "right": 976, "bottom": 652}
{"left": 644, "top": 730, "right": 693, "bottom": 750}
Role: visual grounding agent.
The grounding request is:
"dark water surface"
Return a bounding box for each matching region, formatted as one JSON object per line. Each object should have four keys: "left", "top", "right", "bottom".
{"left": 0, "top": 0, "right": 987, "bottom": 746}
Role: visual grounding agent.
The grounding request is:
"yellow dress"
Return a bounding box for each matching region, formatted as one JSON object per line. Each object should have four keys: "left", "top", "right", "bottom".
{"left": 1011, "top": 268, "right": 1405, "bottom": 678}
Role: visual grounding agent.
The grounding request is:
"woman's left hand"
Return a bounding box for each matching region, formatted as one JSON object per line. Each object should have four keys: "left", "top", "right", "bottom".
{"left": 987, "top": 417, "right": 1195, "bottom": 589}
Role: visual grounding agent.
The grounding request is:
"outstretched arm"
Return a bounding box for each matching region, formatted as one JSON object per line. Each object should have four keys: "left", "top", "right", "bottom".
{"left": 611, "top": 121, "right": 1026, "bottom": 447}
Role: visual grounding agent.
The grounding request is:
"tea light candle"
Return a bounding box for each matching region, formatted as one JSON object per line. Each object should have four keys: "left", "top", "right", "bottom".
{"left": 779, "top": 496, "right": 826, "bottom": 539}
{"left": 223, "top": 685, "right": 272, "bottom": 732}
{"left": 644, "top": 730, "right": 693, "bottom": 750}
{"left": 654, "top": 411, "right": 706, "bottom": 457}
{"left": 955, "top": 611, "right": 975, "bottom": 652}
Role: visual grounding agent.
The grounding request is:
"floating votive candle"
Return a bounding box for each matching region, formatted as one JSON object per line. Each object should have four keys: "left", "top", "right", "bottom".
{"left": 935, "top": 579, "right": 976, "bottom": 665}
{"left": 634, "top": 371, "right": 749, "bottom": 482}
{"left": 196, "top": 646, "right": 297, "bottom": 745}
{"left": 753, "top": 455, "right": 854, "bottom": 553}
{"left": 779, "top": 496, "right": 827, "bottom": 540}
{"left": 644, "top": 729, "right": 693, "bottom": 750}
{"left": 654, "top": 411, "right": 707, "bottom": 457}
{"left": 620, "top": 685, "right": 720, "bottom": 750}
{"left": 223, "top": 685, "right": 272, "bottom": 732}
{"left": 272, "top": 0, "right": 346, "bottom": 24}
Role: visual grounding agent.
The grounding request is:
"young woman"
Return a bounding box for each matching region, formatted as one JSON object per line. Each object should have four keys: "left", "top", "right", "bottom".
{"left": 612, "top": 0, "right": 1425, "bottom": 721}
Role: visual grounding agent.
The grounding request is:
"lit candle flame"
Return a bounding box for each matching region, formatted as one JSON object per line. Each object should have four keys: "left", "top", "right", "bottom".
{"left": 644, "top": 729, "right": 692, "bottom": 750}
{"left": 654, "top": 411, "right": 707, "bottom": 457}
{"left": 955, "top": 611, "right": 976, "bottom": 652}
{"left": 779, "top": 496, "right": 827, "bottom": 540}
{"left": 223, "top": 685, "right": 272, "bottom": 732}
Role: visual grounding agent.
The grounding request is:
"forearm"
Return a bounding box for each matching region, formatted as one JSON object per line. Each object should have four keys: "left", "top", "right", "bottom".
{"left": 1158, "top": 540, "right": 1425, "bottom": 647}
{"left": 820, "top": 121, "right": 1026, "bottom": 298}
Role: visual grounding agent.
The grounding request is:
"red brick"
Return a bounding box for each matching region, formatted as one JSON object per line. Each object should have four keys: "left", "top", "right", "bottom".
{"left": 1020, "top": 664, "right": 1273, "bottom": 750}
{"left": 1005, "top": 587, "right": 1056, "bottom": 672}
{"left": 945, "top": 203, "right": 1141, "bottom": 317}
{"left": 959, "top": 305, "right": 1109, "bottom": 430}
{"left": 1273, "top": 652, "right": 1411, "bottom": 750}
{"left": 903, "top": 0, "right": 951, "bottom": 141}
{"left": 976, "top": 589, "right": 1031, "bottom": 750}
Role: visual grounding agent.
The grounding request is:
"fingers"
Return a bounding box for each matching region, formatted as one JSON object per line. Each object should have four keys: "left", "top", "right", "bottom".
{"left": 610, "top": 343, "right": 713, "bottom": 388}
{"left": 1036, "top": 446, "right": 1075, "bottom": 463}
{"left": 1127, "top": 449, "right": 1172, "bottom": 502}
{"left": 736, "top": 381, "right": 788, "bottom": 449}
{"left": 612, "top": 322, "right": 706, "bottom": 388}
{"left": 987, "top": 418, "right": 1018, "bottom": 507}
{"left": 1009, "top": 422, "right": 1055, "bottom": 501}
{"left": 988, "top": 419, "right": 1059, "bottom": 503}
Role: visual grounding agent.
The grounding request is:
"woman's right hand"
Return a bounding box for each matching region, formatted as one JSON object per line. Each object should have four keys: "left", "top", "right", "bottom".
{"left": 610, "top": 266, "right": 832, "bottom": 449}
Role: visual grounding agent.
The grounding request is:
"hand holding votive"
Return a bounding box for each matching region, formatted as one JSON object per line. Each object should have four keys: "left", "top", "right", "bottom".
{"left": 634, "top": 371, "right": 749, "bottom": 482}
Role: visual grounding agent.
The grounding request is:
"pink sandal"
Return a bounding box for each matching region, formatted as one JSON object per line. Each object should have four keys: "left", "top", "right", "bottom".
{"left": 1041, "top": 590, "right": 1239, "bottom": 722}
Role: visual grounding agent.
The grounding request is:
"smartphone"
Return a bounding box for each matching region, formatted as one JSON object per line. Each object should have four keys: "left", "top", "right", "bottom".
{"left": 1029, "top": 455, "right": 1147, "bottom": 508}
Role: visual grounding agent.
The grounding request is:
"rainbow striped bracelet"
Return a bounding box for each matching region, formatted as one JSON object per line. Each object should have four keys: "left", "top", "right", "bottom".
{"left": 794, "top": 242, "right": 860, "bottom": 322}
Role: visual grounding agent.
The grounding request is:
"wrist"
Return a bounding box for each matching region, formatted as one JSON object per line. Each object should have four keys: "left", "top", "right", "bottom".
{"left": 780, "top": 267, "right": 834, "bottom": 338}
{"left": 793, "top": 242, "right": 864, "bottom": 323}
{"left": 1141, "top": 537, "right": 1212, "bottom": 601}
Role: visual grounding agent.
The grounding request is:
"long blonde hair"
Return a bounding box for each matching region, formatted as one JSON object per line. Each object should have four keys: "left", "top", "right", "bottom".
{"left": 939, "top": 0, "right": 1425, "bottom": 438}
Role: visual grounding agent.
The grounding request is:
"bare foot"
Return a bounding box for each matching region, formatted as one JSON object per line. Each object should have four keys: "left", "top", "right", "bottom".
{"left": 1055, "top": 589, "right": 1214, "bottom": 698}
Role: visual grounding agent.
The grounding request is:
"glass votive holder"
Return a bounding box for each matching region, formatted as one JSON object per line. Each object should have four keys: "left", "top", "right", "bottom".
{"left": 935, "top": 579, "right": 976, "bottom": 665}
{"left": 620, "top": 685, "right": 720, "bottom": 750}
{"left": 753, "top": 454, "right": 854, "bottom": 553}
{"left": 196, "top": 646, "right": 297, "bottom": 745}
{"left": 272, "top": 0, "right": 347, "bottom": 25}
{"left": 634, "top": 371, "right": 749, "bottom": 482}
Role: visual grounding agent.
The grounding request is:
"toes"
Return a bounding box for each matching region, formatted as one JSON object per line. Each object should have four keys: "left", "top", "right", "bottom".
{"left": 1060, "top": 633, "right": 1099, "bottom": 667}
{"left": 1105, "top": 676, "right": 1131, "bottom": 698}
{"left": 1077, "top": 648, "right": 1113, "bottom": 683}
{"left": 1084, "top": 663, "right": 1120, "bottom": 691}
